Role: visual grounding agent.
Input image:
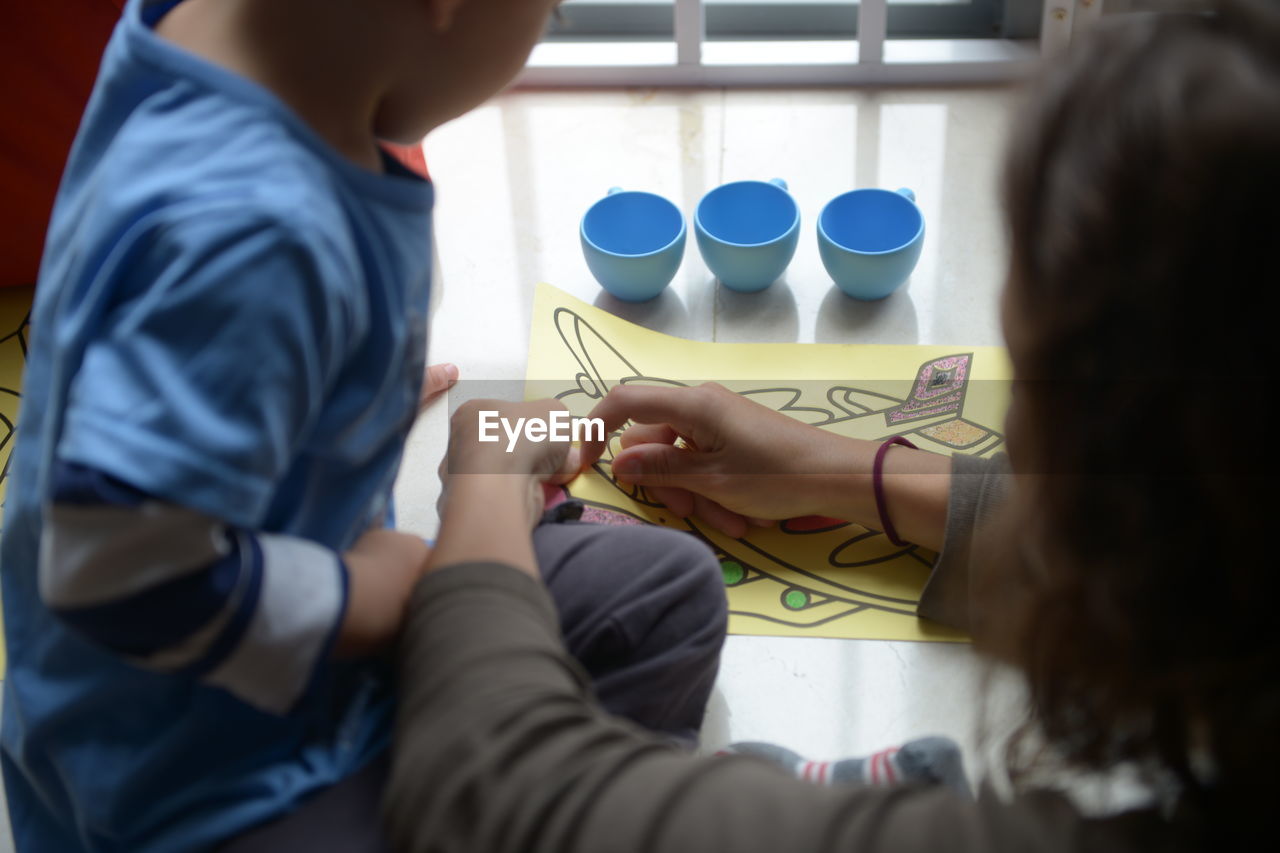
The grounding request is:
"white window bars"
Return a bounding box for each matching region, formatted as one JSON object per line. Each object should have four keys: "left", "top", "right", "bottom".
{"left": 519, "top": 1, "right": 1105, "bottom": 87}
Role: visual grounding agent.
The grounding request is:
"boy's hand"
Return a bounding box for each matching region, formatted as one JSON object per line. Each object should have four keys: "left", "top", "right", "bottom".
{"left": 436, "top": 398, "right": 576, "bottom": 529}
{"left": 427, "top": 399, "right": 582, "bottom": 579}
{"left": 419, "top": 362, "right": 459, "bottom": 410}
{"left": 581, "top": 384, "right": 851, "bottom": 538}
{"left": 336, "top": 528, "right": 432, "bottom": 657}
{"left": 445, "top": 398, "right": 580, "bottom": 483}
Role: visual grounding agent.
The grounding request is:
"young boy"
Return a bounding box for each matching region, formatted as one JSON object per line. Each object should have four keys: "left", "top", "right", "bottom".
{"left": 0, "top": 1, "right": 725, "bottom": 850}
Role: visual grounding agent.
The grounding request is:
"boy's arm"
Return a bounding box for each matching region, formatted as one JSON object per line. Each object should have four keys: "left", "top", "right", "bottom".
{"left": 43, "top": 212, "right": 420, "bottom": 714}
{"left": 42, "top": 462, "right": 427, "bottom": 713}
{"left": 389, "top": 561, "right": 1065, "bottom": 853}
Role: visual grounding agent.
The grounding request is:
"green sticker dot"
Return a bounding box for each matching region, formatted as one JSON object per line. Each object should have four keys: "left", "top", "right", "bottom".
{"left": 783, "top": 589, "right": 810, "bottom": 610}
{"left": 720, "top": 560, "right": 745, "bottom": 586}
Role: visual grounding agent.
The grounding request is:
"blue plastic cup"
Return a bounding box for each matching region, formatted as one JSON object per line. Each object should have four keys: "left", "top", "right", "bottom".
{"left": 580, "top": 187, "right": 686, "bottom": 302}
{"left": 818, "top": 187, "right": 924, "bottom": 300}
{"left": 695, "top": 178, "right": 800, "bottom": 293}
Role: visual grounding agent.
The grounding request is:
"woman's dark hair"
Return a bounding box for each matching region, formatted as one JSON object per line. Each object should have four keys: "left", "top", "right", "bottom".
{"left": 991, "top": 0, "right": 1280, "bottom": 841}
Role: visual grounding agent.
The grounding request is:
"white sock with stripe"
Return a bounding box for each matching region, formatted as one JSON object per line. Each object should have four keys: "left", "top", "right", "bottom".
{"left": 720, "top": 736, "right": 971, "bottom": 797}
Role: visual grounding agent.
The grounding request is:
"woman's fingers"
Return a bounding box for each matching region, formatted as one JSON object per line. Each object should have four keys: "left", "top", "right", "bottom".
{"left": 611, "top": 442, "right": 712, "bottom": 489}
{"left": 619, "top": 422, "right": 681, "bottom": 449}
{"left": 692, "top": 494, "right": 750, "bottom": 539}
{"left": 646, "top": 485, "right": 695, "bottom": 518}
{"left": 582, "top": 385, "right": 719, "bottom": 470}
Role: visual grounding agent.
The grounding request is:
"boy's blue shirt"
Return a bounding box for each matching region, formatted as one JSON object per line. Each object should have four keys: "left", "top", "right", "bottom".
{"left": 0, "top": 0, "right": 433, "bottom": 849}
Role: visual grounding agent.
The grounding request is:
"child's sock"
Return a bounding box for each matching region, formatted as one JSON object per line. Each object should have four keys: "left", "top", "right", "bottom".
{"left": 720, "top": 736, "right": 971, "bottom": 797}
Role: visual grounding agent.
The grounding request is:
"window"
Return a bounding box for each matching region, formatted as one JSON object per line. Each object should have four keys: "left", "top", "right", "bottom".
{"left": 528, "top": 1, "right": 1047, "bottom": 85}
{"left": 548, "top": 1, "right": 1030, "bottom": 42}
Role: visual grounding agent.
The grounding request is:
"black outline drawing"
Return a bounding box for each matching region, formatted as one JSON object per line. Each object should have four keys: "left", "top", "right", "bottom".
{"left": 537, "top": 299, "right": 1006, "bottom": 639}
{"left": 0, "top": 299, "right": 31, "bottom": 527}
{"left": 542, "top": 304, "right": 1006, "bottom": 639}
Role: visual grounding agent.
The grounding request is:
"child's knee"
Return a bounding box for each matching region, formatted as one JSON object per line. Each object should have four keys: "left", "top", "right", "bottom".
{"left": 538, "top": 521, "right": 727, "bottom": 642}
{"left": 634, "top": 526, "right": 728, "bottom": 633}
{"left": 681, "top": 537, "right": 729, "bottom": 630}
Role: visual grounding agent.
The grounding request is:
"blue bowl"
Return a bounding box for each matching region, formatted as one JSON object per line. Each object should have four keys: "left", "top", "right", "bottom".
{"left": 581, "top": 188, "right": 686, "bottom": 302}
{"left": 695, "top": 178, "right": 799, "bottom": 293}
{"left": 818, "top": 187, "right": 924, "bottom": 300}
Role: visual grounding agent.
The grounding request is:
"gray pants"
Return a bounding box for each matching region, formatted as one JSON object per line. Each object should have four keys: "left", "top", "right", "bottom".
{"left": 219, "top": 518, "right": 726, "bottom": 852}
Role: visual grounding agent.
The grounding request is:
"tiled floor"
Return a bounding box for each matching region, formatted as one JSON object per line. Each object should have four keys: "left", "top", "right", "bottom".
{"left": 2, "top": 84, "right": 1028, "bottom": 850}
{"left": 402, "top": 85, "right": 1027, "bottom": 772}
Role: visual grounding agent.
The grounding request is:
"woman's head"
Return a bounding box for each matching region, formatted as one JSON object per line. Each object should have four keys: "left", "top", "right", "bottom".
{"left": 994, "top": 0, "right": 1280, "bottom": 828}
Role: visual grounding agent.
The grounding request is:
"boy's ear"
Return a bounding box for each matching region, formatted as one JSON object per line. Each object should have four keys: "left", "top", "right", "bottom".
{"left": 423, "top": 0, "right": 470, "bottom": 33}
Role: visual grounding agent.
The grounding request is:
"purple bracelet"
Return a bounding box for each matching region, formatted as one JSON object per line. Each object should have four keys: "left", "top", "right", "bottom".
{"left": 873, "top": 436, "right": 918, "bottom": 546}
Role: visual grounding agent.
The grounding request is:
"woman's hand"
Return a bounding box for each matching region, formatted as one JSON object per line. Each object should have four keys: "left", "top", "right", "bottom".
{"left": 581, "top": 383, "right": 953, "bottom": 548}
{"left": 581, "top": 383, "right": 851, "bottom": 537}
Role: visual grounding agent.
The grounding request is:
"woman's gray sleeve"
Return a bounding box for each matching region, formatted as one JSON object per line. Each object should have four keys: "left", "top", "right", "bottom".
{"left": 385, "top": 561, "right": 1146, "bottom": 853}
{"left": 917, "top": 453, "right": 1013, "bottom": 631}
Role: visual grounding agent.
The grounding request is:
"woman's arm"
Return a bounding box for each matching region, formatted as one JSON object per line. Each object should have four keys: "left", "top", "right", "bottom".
{"left": 386, "top": 561, "right": 923, "bottom": 853}
{"left": 584, "top": 383, "right": 953, "bottom": 550}
{"left": 385, "top": 557, "right": 1099, "bottom": 853}
{"left": 384, "top": 401, "right": 1066, "bottom": 851}
{"left": 798, "top": 428, "right": 953, "bottom": 552}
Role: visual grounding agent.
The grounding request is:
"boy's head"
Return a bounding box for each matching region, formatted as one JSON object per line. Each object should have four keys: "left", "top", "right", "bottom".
{"left": 374, "top": 0, "right": 562, "bottom": 142}
{"left": 155, "top": 0, "right": 560, "bottom": 153}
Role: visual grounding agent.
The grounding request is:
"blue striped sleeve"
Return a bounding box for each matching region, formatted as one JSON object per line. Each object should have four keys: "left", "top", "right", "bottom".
{"left": 41, "top": 461, "right": 348, "bottom": 714}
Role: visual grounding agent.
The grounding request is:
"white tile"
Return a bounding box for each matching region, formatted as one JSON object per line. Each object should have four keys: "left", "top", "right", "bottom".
{"left": 718, "top": 89, "right": 860, "bottom": 343}
{"left": 699, "top": 637, "right": 1028, "bottom": 788}
{"left": 424, "top": 89, "right": 725, "bottom": 360}
{"left": 405, "top": 85, "right": 1025, "bottom": 793}
{"left": 717, "top": 88, "right": 1014, "bottom": 347}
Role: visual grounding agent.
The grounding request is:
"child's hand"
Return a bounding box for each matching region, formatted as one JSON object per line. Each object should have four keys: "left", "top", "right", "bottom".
{"left": 445, "top": 398, "right": 580, "bottom": 481}
{"left": 581, "top": 383, "right": 849, "bottom": 538}
{"left": 337, "top": 528, "right": 432, "bottom": 657}
{"left": 428, "top": 399, "right": 580, "bottom": 578}
{"left": 419, "top": 363, "right": 459, "bottom": 411}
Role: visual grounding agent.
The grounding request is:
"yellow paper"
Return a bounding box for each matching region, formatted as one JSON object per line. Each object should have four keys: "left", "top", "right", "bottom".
{"left": 525, "top": 283, "right": 1011, "bottom": 643}
{"left": 0, "top": 285, "right": 34, "bottom": 675}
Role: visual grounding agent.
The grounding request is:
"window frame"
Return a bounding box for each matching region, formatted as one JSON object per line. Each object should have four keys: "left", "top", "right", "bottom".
{"left": 548, "top": 0, "right": 1013, "bottom": 41}
{"left": 520, "top": 0, "right": 1086, "bottom": 88}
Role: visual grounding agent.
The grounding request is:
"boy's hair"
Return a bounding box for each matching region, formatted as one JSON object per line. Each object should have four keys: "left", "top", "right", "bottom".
{"left": 989, "top": 0, "right": 1279, "bottom": 841}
